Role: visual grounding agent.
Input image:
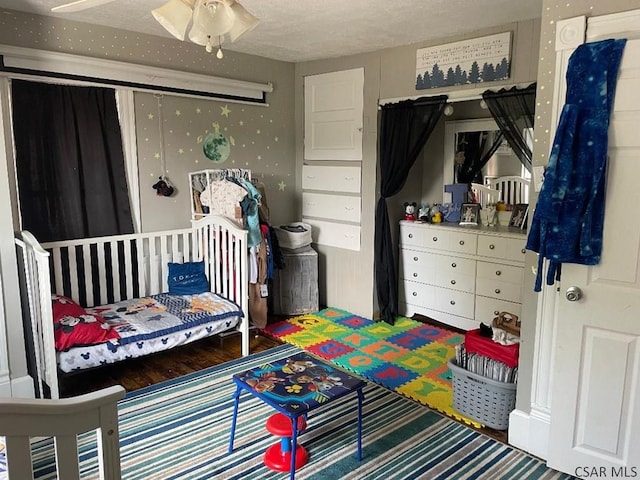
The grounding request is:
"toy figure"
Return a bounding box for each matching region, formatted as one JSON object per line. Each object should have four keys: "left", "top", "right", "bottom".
{"left": 404, "top": 202, "right": 417, "bottom": 221}
{"left": 418, "top": 204, "right": 430, "bottom": 222}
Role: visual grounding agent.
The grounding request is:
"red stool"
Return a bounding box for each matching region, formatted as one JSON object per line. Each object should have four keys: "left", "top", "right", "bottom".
{"left": 264, "top": 413, "right": 309, "bottom": 472}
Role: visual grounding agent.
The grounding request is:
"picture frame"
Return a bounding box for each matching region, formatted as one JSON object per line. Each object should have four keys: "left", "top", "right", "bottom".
{"left": 509, "top": 203, "right": 529, "bottom": 229}
{"left": 459, "top": 203, "right": 480, "bottom": 225}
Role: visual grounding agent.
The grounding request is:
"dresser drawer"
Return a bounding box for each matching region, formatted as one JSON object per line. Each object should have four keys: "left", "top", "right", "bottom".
{"left": 433, "top": 287, "right": 475, "bottom": 319}
{"left": 475, "top": 296, "right": 522, "bottom": 325}
{"left": 302, "top": 165, "right": 361, "bottom": 193}
{"left": 400, "top": 249, "right": 475, "bottom": 290}
{"left": 476, "top": 261, "right": 523, "bottom": 284}
{"left": 422, "top": 229, "right": 477, "bottom": 255}
{"left": 477, "top": 235, "right": 526, "bottom": 263}
{"left": 399, "top": 280, "right": 435, "bottom": 307}
{"left": 476, "top": 277, "right": 523, "bottom": 303}
{"left": 399, "top": 223, "right": 427, "bottom": 248}
{"left": 302, "top": 192, "right": 361, "bottom": 223}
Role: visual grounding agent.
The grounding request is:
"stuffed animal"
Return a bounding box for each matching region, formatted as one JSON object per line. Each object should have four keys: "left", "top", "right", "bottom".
{"left": 404, "top": 202, "right": 417, "bottom": 221}
{"left": 152, "top": 177, "right": 175, "bottom": 197}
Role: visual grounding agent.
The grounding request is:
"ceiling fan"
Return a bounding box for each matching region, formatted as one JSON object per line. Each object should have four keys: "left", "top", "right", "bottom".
{"left": 51, "top": 0, "right": 259, "bottom": 57}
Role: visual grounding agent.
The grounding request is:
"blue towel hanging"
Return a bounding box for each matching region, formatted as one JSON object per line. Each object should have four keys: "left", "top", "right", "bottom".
{"left": 526, "top": 38, "right": 626, "bottom": 292}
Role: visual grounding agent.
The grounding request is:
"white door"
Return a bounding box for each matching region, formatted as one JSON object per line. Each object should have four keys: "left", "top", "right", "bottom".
{"left": 304, "top": 68, "right": 364, "bottom": 160}
{"left": 547, "top": 12, "right": 640, "bottom": 476}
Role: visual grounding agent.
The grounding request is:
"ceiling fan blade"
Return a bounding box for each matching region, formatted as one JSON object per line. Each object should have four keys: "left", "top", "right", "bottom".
{"left": 51, "top": 0, "right": 117, "bottom": 13}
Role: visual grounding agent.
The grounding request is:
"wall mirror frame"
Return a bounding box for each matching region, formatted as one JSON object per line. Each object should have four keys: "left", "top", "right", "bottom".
{"left": 443, "top": 118, "right": 531, "bottom": 204}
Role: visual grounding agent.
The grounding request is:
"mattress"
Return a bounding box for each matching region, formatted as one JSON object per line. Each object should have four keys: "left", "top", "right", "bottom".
{"left": 57, "top": 292, "right": 242, "bottom": 373}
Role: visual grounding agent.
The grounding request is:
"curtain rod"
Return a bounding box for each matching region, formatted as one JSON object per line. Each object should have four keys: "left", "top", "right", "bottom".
{"left": 378, "top": 82, "right": 533, "bottom": 107}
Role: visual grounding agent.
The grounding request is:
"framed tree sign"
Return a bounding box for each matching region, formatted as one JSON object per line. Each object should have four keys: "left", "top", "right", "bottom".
{"left": 416, "top": 32, "right": 511, "bottom": 90}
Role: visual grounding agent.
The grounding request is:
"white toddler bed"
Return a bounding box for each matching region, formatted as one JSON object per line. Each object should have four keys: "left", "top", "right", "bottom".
{"left": 15, "top": 215, "right": 249, "bottom": 399}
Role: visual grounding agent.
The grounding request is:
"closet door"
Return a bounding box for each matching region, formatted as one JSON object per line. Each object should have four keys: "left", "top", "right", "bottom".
{"left": 304, "top": 68, "right": 364, "bottom": 161}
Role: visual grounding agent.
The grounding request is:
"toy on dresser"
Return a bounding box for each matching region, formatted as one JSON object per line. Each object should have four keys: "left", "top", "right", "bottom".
{"left": 403, "top": 202, "right": 417, "bottom": 221}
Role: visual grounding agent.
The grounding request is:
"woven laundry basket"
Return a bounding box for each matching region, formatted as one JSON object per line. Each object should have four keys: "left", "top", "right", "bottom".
{"left": 448, "top": 359, "right": 517, "bottom": 430}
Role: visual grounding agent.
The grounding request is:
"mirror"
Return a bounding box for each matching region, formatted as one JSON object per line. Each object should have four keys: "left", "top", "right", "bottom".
{"left": 443, "top": 118, "right": 530, "bottom": 204}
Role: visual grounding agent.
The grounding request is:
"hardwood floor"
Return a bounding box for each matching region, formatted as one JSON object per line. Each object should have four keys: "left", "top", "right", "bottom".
{"left": 61, "top": 331, "right": 282, "bottom": 397}
{"left": 60, "top": 315, "right": 508, "bottom": 444}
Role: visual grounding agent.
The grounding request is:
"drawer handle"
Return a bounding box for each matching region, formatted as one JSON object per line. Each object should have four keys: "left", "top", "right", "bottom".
{"left": 408, "top": 233, "right": 413, "bottom": 238}
{"left": 489, "top": 244, "right": 495, "bottom": 250}
{"left": 495, "top": 288, "right": 501, "bottom": 294}
{"left": 450, "top": 280, "right": 456, "bottom": 285}
{"left": 413, "top": 257, "right": 418, "bottom": 261}
{"left": 451, "top": 262, "right": 457, "bottom": 268}
{"left": 450, "top": 300, "right": 456, "bottom": 305}
{"left": 344, "top": 206, "right": 354, "bottom": 211}
{"left": 459, "top": 240, "right": 465, "bottom": 245}
{"left": 433, "top": 236, "right": 438, "bottom": 242}
{"left": 306, "top": 175, "right": 316, "bottom": 179}
{"left": 495, "top": 270, "right": 502, "bottom": 276}
{"left": 412, "top": 292, "right": 418, "bottom": 296}
{"left": 344, "top": 176, "right": 354, "bottom": 180}
{"left": 521, "top": 248, "right": 526, "bottom": 254}
{"left": 494, "top": 310, "right": 500, "bottom": 315}
{"left": 413, "top": 273, "right": 418, "bottom": 277}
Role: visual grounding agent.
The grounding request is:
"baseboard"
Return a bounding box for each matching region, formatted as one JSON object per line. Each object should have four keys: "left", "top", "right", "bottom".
{"left": 508, "top": 407, "right": 550, "bottom": 460}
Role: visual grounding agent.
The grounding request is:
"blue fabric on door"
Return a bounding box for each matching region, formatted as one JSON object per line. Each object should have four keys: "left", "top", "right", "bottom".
{"left": 526, "top": 38, "right": 626, "bottom": 292}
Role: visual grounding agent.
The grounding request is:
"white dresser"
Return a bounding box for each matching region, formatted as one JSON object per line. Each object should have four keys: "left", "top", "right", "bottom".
{"left": 398, "top": 221, "right": 527, "bottom": 331}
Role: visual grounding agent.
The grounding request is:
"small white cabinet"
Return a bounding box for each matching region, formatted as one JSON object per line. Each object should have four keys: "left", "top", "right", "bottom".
{"left": 398, "top": 221, "right": 526, "bottom": 331}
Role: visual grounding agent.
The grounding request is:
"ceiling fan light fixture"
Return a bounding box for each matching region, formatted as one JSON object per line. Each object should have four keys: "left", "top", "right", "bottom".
{"left": 152, "top": 0, "right": 195, "bottom": 41}
{"left": 188, "top": 0, "right": 235, "bottom": 46}
{"left": 227, "top": 1, "right": 260, "bottom": 43}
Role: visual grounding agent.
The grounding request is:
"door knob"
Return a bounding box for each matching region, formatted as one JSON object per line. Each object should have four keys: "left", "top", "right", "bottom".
{"left": 565, "top": 286, "right": 582, "bottom": 302}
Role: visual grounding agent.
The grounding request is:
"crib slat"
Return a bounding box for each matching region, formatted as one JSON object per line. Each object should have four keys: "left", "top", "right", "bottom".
{"left": 52, "top": 247, "right": 63, "bottom": 295}
{"left": 54, "top": 435, "right": 81, "bottom": 479}
{"left": 160, "top": 235, "right": 169, "bottom": 294}
{"left": 5, "top": 435, "right": 34, "bottom": 479}
{"left": 110, "top": 240, "right": 121, "bottom": 303}
{"left": 135, "top": 238, "right": 145, "bottom": 297}
{"left": 221, "top": 225, "right": 229, "bottom": 299}
{"left": 172, "top": 233, "right": 180, "bottom": 263}
{"left": 97, "top": 242, "right": 108, "bottom": 306}
{"left": 68, "top": 247, "right": 80, "bottom": 302}
{"left": 82, "top": 244, "right": 94, "bottom": 307}
{"left": 182, "top": 232, "right": 191, "bottom": 263}
{"left": 149, "top": 237, "right": 158, "bottom": 295}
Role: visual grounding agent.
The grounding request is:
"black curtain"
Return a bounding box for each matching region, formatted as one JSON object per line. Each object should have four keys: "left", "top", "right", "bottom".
{"left": 12, "top": 80, "right": 133, "bottom": 242}
{"left": 482, "top": 83, "right": 537, "bottom": 173}
{"left": 375, "top": 95, "right": 447, "bottom": 325}
{"left": 455, "top": 129, "right": 505, "bottom": 184}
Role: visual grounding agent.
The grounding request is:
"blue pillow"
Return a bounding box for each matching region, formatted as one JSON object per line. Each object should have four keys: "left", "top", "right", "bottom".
{"left": 168, "top": 261, "right": 209, "bottom": 295}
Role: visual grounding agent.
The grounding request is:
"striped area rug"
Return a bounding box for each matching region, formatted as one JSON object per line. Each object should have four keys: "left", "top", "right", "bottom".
{"left": 26, "top": 344, "right": 573, "bottom": 480}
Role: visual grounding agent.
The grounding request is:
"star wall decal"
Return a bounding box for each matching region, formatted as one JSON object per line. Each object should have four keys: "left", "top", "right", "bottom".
{"left": 148, "top": 113, "right": 154, "bottom": 120}
{"left": 278, "top": 181, "right": 286, "bottom": 191}
{"left": 220, "top": 105, "right": 231, "bottom": 117}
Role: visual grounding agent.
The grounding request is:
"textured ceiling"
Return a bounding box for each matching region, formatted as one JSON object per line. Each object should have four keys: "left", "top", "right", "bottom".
{"left": 0, "top": 0, "right": 543, "bottom": 62}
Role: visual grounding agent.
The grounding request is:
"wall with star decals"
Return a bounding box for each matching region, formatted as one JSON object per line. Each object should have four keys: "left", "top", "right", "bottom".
{"left": 0, "top": 7, "right": 296, "bottom": 232}
{"left": 136, "top": 92, "right": 294, "bottom": 231}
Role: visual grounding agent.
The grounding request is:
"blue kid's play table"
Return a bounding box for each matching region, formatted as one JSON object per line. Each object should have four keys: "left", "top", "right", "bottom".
{"left": 228, "top": 351, "right": 366, "bottom": 480}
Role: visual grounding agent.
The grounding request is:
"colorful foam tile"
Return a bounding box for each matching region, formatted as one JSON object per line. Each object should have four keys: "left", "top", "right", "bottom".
{"left": 361, "top": 340, "right": 410, "bottom": 362}
{"left": 396, "top": 378, "right": 481, "bottom": 428}
{"left": 332, "top": 350, "right": 385, "bottom": 375}
{"left": 262, "top": 320, "right": 304, "bottom": 338}
{"left": 334, "top": 330, "right": 379, "bottom": 349}
{"left": 416, "top": 342, "right": 459, "bottom": 363}
{"left": 331, "top": 314, "right": 375, "bottom": 330}
{"left": 287, "top": 314, "right": 331, "bottom": 329}
{"left": 278, "top": 329, "right": 329, "bottom": 349}
{"left": 393, "top": 351, "right": 448, "bottom": 375}
{"left": 365, "top": 363, "right": 419, "bottom": 389}
{"left": 306, "top": 339, "right": 355, "bottom": 360}
{"left": 385, "top": 331, "right": 433, "bottom": 350}
{"left": 406, "top": 324, "right": 463, "bottom": 343}
{"left": 313, "top": 307, "right": 354, "bottom": 321}
{"left": 307, "top": 321, "right": 352, "bottom": 338}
